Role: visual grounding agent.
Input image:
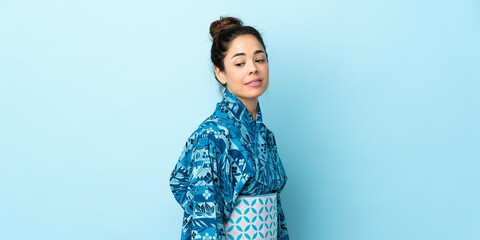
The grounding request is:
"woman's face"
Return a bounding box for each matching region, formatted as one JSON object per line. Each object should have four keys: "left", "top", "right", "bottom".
{"left": 215, "top": 34, "right": 269, "bottom": 104}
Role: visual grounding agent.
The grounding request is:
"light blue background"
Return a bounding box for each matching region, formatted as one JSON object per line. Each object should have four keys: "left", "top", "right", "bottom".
{"left": 1, "top": 0, "right": 479, "bottom": 239}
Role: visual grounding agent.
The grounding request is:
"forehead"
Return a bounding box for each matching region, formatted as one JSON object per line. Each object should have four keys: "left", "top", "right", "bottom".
{"left": 226, "top": 35, "right": 265, "bottom": 55}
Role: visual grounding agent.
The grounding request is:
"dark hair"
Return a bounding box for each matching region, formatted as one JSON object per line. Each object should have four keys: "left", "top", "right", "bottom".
{"left": 210, "top": 16, "right": 268, "bottom": 86}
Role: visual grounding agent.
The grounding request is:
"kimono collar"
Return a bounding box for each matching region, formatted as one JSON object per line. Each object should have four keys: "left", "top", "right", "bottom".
{"left": 218, "top": 88, "right": 263, "bottom": 131}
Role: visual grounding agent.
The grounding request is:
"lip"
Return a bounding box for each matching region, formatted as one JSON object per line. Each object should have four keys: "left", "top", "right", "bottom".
{"left": 245, "top": 78, "right": 262, "bottom": 85}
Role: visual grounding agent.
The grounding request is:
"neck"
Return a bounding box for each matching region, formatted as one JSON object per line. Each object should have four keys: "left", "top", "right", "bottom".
{"left": 238, "top": 97, "right": 258, "bottom": 122}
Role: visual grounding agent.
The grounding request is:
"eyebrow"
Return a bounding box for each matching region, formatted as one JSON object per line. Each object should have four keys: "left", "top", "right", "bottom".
{"left": 231, "top": 50, "right": 265, "bottom": 59}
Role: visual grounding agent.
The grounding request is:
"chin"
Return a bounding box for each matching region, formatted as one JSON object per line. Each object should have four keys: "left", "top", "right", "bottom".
{"left": 243, "top": 86, "right": 268, "bottom": 98}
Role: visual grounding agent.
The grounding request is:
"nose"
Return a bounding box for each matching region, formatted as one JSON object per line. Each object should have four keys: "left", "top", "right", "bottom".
{"left": 249, "top": 62, "right": 259, "bottom": 75}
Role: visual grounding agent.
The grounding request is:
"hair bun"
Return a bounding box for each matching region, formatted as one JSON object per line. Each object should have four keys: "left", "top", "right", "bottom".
{"left": 210, "top": 16, "right": 243, "bottom": 40}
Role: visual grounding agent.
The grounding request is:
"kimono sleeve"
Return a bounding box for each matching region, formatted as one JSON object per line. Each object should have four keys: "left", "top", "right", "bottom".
{"left": 170, "top": 129, "right": 227, "bottom": 240}
{"left": 266, "top": 129, "right": 289, "bottom": 239}
{"left": 277, "top": 194, "right": 289, "bottom": 240}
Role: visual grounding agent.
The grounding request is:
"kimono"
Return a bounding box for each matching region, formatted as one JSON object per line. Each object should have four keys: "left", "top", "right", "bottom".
{"left": 169, "top": 88, "right": 289, "bottom": 240}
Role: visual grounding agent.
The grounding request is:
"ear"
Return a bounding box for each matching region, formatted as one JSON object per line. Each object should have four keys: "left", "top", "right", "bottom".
{"left": 214, "top": 66, "right": 227, "bottom": 85}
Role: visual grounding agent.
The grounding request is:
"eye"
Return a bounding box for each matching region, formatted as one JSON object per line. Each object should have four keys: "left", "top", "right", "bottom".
{"left": 235, "top": 63, "right": 245, "bottom": 67}
{"left": 255, "top": 59, "right": 266, "bottom": 63}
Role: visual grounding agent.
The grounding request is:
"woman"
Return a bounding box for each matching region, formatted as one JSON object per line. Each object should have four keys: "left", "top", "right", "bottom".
{"left": 170, "top": 16, "right": 289, "bottom": 240}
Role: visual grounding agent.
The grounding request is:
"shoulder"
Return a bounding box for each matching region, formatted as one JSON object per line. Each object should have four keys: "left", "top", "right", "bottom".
{"left": 263, "top": 125, "right": 279, "bottom": 146}
{"left": 185, "top": 115, "right": 231, "bottom": 152}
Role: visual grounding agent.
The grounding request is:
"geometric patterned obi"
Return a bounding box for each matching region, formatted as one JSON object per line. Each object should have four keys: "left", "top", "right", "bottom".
{"left": 225, "top": 193, "right": 278, "bottom": 240}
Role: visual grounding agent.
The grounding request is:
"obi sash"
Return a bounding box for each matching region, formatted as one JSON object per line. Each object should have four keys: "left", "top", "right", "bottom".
{"left": 225, "top": 193, "right": 278, "bottom": 240}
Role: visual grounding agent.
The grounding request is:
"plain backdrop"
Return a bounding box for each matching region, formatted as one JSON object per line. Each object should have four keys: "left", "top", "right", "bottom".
{"left": 1, "top": 0, "right": 479, "bottom": 239}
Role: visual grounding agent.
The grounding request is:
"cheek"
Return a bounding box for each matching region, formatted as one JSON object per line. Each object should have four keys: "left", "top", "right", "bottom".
{"left": 228, "top": 69, "right": 245, "bottom": 83}
{"left": 262, "top": 64, "right": 269, "bottom": 76}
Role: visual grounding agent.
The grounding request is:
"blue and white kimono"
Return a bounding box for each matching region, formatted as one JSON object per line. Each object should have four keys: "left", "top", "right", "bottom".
{"left": 170, "top": 88, "right": 289, "bottom": 240}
